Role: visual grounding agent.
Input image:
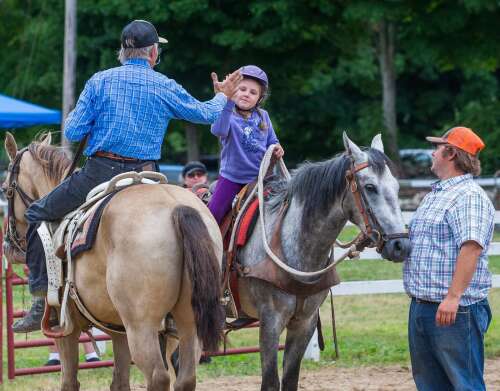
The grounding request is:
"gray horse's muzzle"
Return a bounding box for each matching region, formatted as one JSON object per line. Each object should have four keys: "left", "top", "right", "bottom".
{"left": 382, "top": 237, "right": 411, "bottom": 262}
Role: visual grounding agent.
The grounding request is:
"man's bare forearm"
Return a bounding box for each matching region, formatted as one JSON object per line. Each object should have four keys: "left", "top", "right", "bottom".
{"left": 447, "top": 241, "right": 483, "bottom": 300}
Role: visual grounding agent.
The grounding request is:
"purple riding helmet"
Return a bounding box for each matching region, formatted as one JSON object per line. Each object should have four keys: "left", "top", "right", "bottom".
{"left": 241, "top": 65, "right": 269, "bottom": 102}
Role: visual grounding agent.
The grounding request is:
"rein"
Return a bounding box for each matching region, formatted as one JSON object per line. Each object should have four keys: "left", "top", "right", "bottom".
{"left": 250, "top": 145, "right": 407, "bottom": 279}
{"left": 253, "top": 146, "right": 360, "bottom": 279}
{"left": 64, "top": 135, "right": 88, "bottom": 180}
{"left": 4, "top": 148, "right": 36, "bottom": 257}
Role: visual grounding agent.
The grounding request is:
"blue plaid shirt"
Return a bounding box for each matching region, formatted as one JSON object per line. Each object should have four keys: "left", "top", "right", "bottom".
{"left": 64, "top": 58, "right": 227, "bottom": 160}
{"left": 403, "top": 174, "right": 494, "bottom": 305}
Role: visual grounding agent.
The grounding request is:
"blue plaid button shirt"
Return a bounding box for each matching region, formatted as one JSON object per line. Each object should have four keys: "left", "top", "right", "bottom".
{"left": 64, "top": 58, "right": 227, "bottom": 160}
{"left": 403, "top": 174, "right": 494, "bottom": 305}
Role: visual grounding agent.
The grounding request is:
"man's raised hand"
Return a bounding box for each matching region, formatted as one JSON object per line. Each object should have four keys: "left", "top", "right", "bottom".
{"left": 213, "top": 69, "right": 242, "bottom": 99}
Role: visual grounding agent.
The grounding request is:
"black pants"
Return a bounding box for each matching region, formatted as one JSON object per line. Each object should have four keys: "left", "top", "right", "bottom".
{"left": 25, "top": 156, "right": 159, "bottom": 294}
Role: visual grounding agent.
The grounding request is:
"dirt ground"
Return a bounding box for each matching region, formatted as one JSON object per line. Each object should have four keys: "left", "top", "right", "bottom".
{"left": 163, "top": 358, "right": 500, "bottom": 391}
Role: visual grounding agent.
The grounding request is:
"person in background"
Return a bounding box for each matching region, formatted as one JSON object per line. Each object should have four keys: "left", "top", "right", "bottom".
{"left": 181, "top": 161, "right": 208, "bottom": 189}
{"left": 404, "top": 126, "right": 495, "bottom": 391}
{"left": 46, "top": 338, "right": 99, "bottom": 366}
{"left": 208, "top": 65, "right": 284, "bottom": 224}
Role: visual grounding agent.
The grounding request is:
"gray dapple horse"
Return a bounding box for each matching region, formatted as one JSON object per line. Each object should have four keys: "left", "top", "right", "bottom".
{"left": 3, "top": 132, "right": 224, "bottom": 391}
{"left": 236, "top": 133, "right": 411, "bottom": 391}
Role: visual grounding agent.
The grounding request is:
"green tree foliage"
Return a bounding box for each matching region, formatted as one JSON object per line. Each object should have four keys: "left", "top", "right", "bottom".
{"left": 0, "top": 0, "right": 499, "bottom": 173}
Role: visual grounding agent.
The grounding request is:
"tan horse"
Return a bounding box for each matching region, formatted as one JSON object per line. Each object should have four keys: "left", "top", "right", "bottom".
{"left": 3, "top": 132, "right": 224, "bottom": 391}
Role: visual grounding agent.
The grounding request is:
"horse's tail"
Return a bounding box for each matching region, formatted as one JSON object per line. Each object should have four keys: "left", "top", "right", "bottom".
{"left": 171, "top": 205, "right": 224, "bottom": 352}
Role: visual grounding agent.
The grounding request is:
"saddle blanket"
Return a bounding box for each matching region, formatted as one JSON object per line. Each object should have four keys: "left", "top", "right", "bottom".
{"left": 69, "top": 193, "right": 115, "bottom": 259}
{"left": 235, "top": 197, "right": 260, "bottom": 247}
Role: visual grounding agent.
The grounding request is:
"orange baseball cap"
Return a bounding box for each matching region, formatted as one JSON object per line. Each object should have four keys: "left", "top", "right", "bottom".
{"left": 426, "top": 126, "right": 485, "bottom": 155}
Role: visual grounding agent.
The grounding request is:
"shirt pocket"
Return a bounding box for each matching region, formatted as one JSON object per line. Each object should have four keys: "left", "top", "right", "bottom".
{"left": 410, "top": 207, "right": 449, "bottom": 240}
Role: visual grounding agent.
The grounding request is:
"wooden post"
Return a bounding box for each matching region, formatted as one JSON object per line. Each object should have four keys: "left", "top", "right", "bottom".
{"left": 185, "top": 122, "right": 200, "bottom": 162}
{"left": 61, "top": 0, "right": 77, "bottom": 157}
{"left": 377, "top": 20, "right": 402, "bottom": 172}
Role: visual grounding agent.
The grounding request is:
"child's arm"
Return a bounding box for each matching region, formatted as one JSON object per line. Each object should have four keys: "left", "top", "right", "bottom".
{"left": 210, "top": 100, "right": 235, "bottom": 137}
{"left": 265, "top": 113, "right": 284, "bottom": 158}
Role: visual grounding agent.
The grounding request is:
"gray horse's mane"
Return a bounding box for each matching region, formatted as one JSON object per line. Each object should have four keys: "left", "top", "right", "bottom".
{"left": 27, "top": 141, "right": 71, "bottom": 183}
{"left": 269, "top": 148, "right": 393, "bottom": 232}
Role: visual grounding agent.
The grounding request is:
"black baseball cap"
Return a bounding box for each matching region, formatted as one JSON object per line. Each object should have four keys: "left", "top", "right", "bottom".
{"left": 121, "top": 20, "right": 168, "bottom": 49}
{"left": 182, "top": 161, "right": 207, "bottom": 177}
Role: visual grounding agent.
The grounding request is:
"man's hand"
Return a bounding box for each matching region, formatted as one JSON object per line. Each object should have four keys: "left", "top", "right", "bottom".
{"left": 211, "top": 72, "right": 223, "bottom": 94}
{"left": 435, "top": 240, "right": 483, "bottom": 327}
{"left": 436, "top": 296, "right": 460, "bottom": 326}
{"left": 211, "top": 69, "right": 242, "bottom": 99}
{"left": 273, "top": 144, "right": 284, "bottom": 159}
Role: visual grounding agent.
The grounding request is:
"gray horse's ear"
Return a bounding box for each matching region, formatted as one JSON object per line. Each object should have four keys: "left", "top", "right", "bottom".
{"left": 5, "top": 132, "right": 18, "bottom": 161}
{"left": 40, "top": 132, "right": 52, "bottom": 145}
{"left": 371, "top": 133, "right": 384, "bottom": 153}
{"left": 343, "top": 132, "right": 366, "bottom": 163}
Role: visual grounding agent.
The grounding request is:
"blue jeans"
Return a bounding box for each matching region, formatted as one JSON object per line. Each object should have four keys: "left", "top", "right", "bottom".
{"left": 408, "top": 297, "right": 492, "bottom": 391}
{"left": 25, "top": 156, "right": 158, "bottom": 295}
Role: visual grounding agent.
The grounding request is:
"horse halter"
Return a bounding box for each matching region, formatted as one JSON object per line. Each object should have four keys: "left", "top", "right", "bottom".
{"left": 345, "top": 157, "right": 408, "bottom": 253}
{"left": 3, "top": 147, "right": 35, "bottom": 257}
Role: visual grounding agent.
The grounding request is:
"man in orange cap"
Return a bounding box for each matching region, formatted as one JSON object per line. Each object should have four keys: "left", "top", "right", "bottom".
{"left": 403, "top": 126, "right": 495, "bottom": 390}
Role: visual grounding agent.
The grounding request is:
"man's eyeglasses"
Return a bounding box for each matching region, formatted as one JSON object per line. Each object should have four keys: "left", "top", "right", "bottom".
{"left": 187, "top": 171, "right": 206, "bottom": 178}
{"left": 155, "top": 47, "right": 163, "bottom": 66}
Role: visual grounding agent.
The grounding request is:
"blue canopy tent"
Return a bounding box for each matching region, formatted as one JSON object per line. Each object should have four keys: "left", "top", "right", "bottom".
{"left": 0, "top": 93, "right": 61, "bottom": 128}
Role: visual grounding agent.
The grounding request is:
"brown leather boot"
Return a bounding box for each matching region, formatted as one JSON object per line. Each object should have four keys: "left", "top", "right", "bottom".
{"left": 12, "top": 296, "right": 44, "bottom": 333}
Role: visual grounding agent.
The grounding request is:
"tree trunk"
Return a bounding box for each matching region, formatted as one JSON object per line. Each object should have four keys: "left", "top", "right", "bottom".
{"left": 377, "top": 20, "right": 402, "bottom": 171}
{"left": 185, "top": 122, "right": 199, "bottom": 162}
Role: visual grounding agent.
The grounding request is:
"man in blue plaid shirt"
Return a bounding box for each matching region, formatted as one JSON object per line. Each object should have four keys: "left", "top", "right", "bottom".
{"left": 404, "top": 126, "right": 495, "bottom": 391}
{"left": 14, "top": 20, "right": 242, "bottom": 333}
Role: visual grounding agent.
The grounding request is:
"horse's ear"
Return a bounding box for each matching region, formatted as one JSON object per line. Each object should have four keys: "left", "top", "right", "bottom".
{"left": 343, "top": 132, "right": 365, "bottom": 163}
{"left": 5, "top": 132, "right": 18, "bottom": 161}
{"left": 40, "top": 132, "right": 52, "bottom": 145}
{"left": 370, "top": 133, "right": 384, "bottom": 153}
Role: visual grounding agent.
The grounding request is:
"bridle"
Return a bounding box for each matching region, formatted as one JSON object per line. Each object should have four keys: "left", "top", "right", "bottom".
{"left": 2, "top": 136, "right": 85, "bottom": 261}
{"left": 3, "top": 147, "right": 35, "bottom": 257}
{"left": 344, "top": 157, "right": 408, "bottom": 253}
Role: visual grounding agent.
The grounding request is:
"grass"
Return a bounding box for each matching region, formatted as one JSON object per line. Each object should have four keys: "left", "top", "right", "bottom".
{"left": 2, "top": 226, "right": 500, "bottom": 389}
{"left": 10, "top": 291, "right": 500, "bottom": 389}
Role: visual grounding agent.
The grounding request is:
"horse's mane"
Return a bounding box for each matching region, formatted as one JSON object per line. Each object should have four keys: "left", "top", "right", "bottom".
{"left": 269, "top": 148, "right": 393, "bottom": 232}
{"left": 27, "top": 142, "right": 72, "bottom": 183}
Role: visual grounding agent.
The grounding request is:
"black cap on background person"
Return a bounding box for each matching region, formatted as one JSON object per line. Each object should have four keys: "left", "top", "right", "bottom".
{"left": 121, "top": 20, "right": 168, "bottom": 49}
{"left": 182, "top": 161, "right": 207, "bottom": 178}
{"left": 182, "top": 161, "right": 208, "bottom": 189}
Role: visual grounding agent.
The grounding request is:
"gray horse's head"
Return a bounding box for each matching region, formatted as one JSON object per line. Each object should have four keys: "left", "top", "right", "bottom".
{"left": 342, "top": 133, "right": 411, "bottom": 262}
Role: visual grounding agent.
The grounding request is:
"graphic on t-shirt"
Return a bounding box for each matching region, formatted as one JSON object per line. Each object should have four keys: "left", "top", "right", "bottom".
{"left": 241, "top": 123, "right": 260, "bottom": 153}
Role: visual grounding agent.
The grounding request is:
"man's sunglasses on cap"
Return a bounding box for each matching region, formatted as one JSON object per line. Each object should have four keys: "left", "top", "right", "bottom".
{"left": 187, "top": 170, "right": 206, "bottom": 178}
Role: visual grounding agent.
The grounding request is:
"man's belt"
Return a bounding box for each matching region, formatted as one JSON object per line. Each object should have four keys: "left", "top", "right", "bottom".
{"left": 412, "top": 297, "right": 439, "bottom": 305}
{"left": 94, "top": 151, "right": 142, "bottom": 162}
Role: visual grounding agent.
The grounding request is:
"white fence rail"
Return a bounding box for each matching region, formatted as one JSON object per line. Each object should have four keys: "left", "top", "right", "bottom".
{"left": 347, "top": 210, "right": 500, "bottom": 226}
{"left": 399, "top": 177, "right": 500, "bottom": 188}
{"left": 331, "top": 275, "right": 500, "bottom": 296}
{"left": 401, "top": 211, "right": 500, "bottom": 225}
{"left": 336, "top": 242, "right": 500, "bottom": 260}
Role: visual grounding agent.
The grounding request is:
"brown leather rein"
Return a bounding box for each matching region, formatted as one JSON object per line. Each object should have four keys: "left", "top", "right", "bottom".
{"left": 345, "top": 159, "right": 408, "bottom": 253}
{"left": 3, "top": 148, "right": 35, "bottom": 258}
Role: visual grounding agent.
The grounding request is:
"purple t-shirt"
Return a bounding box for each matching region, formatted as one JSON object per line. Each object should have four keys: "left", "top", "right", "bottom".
{"left": 211, "top": 100, "right": 279, "bottom": 183}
